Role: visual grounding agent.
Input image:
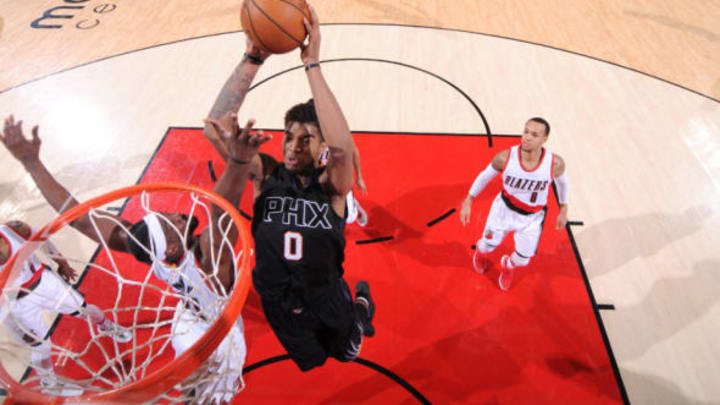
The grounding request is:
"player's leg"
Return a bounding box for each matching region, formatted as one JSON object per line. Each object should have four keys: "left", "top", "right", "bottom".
{"left": 3, "top": 308, "right": 50, "bottom": 374}
{"left": 324, "top": 279, "right": 374, "bottom": 364}
{"left": 170, "top": 302, "right": 210, "bottom": 356}
{"left": 169, "top": 304, "right": 210, "bottom": 401}
{"left": 474, "top": 195, "right": 510, "bottom": 274}
{"left": 171, "top": 304, "right": 246, "bottom": 402}
{"left": 499, "top": 209, "right": 546, "bottom": 291}
{"left": 203, "top": 318, "right": 246, "bottom": 401}
{"left": 6, "top": 299, "right": 83, "bottom": 396}
{"left": 260, "top": 297, "right": 328, "bottom": 371}
{"left": 354, "top": 280, "right": 374, "bottom": 337}
{"left": 85, "top": 304, "right": 131, "bottom": 343}
{"left": 34, "top": 271, "right": 131, "bottom": 342}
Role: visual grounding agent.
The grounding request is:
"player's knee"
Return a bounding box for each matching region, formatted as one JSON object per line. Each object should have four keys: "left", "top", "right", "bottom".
{"left": 476, "top": 239, "right": 496, "bottom": 254}
{"left": 510, "top": 251, "right": 531, "bottom": 267}
{"left": 22, "top": 330, "right": 46, "bottom": 347}
{"left": 30, "top": 342, "right": 51, "bottom": 364}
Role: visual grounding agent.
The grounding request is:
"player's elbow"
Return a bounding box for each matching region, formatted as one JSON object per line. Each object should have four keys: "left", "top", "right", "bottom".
{"left": 327, "top": 161, "right": 354, "bottom": 194}
{"left": 202, "top": 124, "right": 216, "bottom": 142}
{"left": 327, "top": 141, "right": 351, "bottom": 158}
{"left": 69, "top": 219, "right": 102, "bottom": 244}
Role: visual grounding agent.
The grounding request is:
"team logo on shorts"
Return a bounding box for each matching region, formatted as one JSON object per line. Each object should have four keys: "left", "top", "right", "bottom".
{"left": 485, "top": 231, "right": 493, "bottom": 239}
{"left": 22, "top": 330, "right": 38, "bottom": 345}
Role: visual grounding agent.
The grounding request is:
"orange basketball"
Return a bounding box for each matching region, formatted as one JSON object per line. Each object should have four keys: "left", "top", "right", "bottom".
{"left": 240, "top": 0, "right": 311, "bottom": 54}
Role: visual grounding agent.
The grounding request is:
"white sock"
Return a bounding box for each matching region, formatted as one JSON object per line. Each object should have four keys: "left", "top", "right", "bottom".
{"left": 476, "top": 239, "right": 495, "bottom": 254}
{"left": 509, "top": 251, "right": 530, "bottom": 267}
{"left": 83, "top": 304, "right": 113, "bottom": 330}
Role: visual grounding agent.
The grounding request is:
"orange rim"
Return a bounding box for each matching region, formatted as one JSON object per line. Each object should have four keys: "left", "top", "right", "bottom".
{"left": 0, "top": 182, "right": 252, "bottom": 404}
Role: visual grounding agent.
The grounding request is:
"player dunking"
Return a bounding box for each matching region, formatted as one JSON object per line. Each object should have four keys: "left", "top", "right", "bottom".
{"left": 0, "top": 220, "right": 130, "bottom": 396}
{"left": 460, "top": 117, "right": 569, "bottom": 290}
{"left": 1, "top": 114, "right": 255, "bottom": 402}
{"left": 203, "top": 5, "right": 376, "bottom": 372}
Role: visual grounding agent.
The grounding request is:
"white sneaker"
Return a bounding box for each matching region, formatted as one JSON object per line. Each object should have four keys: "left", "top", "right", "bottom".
{"left": 41, "top": 376, "right": 83, "bottom": 397}
{"left": 99, "top": 323, "right": 132, "bottom": 343}
{"left": 472, "top": 243, "right": 488, "bottom": 274}
{"left": 498, "top": 255, "right": 515, "bottom": 291}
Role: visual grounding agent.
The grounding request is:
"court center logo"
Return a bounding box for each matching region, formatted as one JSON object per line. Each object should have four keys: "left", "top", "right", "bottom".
{"left": 31, "top": 0, "right": 117, "bottom": 30}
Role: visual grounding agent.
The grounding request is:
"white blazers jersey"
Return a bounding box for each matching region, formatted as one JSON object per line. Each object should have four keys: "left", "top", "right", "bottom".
{"left": 500, "top": 146, "right": 554, "bottom": 213}
{"left": 0, "top": 224, "right": 46, "bottom": 290}
{"left": 151, "top": 250, "right": 224, "bottom": 321}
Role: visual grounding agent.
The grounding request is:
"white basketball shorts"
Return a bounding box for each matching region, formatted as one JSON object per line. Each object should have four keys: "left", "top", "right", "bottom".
{"left": 481, "top": 193, "right": 547, "bottom": 258}
{"left": 2, "top": 271, "right": 84, "bottom": 344}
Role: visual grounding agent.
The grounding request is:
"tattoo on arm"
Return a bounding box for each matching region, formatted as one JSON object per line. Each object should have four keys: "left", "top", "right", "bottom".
{"left": 208, "top": 63, "right": 257, "bottom": 119}
{"left": 553, "top": 155, "right": 565, "bottom": 176}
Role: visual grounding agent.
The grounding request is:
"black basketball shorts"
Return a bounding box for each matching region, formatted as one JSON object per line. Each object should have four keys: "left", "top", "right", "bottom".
{"left": 260, "top": 278, "right": 363, "bottom": 371}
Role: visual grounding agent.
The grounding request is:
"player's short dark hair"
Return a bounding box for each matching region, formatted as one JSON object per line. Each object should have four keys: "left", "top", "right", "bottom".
{"left": 528, "top": 117, "right": 550, "bottom": 136}
{"left": 284, "top": 99, "right": 324, "bottom": 141}
{"left": 128, "top": 220, "right": 152, "bottom": 264}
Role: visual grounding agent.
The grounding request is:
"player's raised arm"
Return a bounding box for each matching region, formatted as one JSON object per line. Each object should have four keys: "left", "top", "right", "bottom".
{"left": 1, "top": 115, "right": 131, "bottom": 252}
{"left": 460, "top": 150, "right": 508, "bottom": 226}
{"left": 41, "top": 232, "right": 78, "bottom": 282}
{"left": 301, "top": 5, "right": 354, "bottom": 196}
{"left": 201, "top": 113, "right": 271, "bottom": 289}
{"left": 206, "top": 113, "right": 271, "bottom": 229}
{"left": 203, "top": 37, "right": 271, "bottom": 161}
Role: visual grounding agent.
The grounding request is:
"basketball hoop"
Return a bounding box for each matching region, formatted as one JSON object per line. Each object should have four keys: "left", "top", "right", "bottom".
{"left": 0, "top": 182, "right": 252, "bottom": 404}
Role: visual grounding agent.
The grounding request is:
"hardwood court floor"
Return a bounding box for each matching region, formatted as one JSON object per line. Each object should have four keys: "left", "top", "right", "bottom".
{"left": 0, "top": 1, "right": 718, "bottom": 404}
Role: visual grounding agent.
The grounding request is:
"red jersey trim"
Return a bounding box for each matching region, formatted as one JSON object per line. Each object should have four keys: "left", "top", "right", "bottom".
{"left": 501, "top": 190, "right": 545, "bottom": 213}
{"left": 20, "top": 264, "right": 46, "bottom": 290}
{"left": 518, "top": 147, "right": 546, "bottom": 173}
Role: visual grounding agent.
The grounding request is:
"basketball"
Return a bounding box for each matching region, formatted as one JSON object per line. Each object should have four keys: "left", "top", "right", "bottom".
{"left": 240, "top": 0, "right": 311, "bottom": 54}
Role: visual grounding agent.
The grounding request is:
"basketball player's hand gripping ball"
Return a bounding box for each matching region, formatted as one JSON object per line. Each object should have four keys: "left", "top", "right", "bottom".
{"left": 300, "top": 4, "right": 320, "bottom": 65}
{"left": 240, "top": 0, "right": 312, "bottom": 54}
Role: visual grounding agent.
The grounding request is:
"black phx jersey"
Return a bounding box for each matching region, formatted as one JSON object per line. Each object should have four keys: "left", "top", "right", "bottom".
{"left": 252, "top": 165, "right": 346, "bottom": 304}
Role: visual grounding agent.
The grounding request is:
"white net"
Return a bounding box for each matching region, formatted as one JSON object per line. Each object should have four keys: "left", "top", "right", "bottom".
{"left": 0, "top": 187, "right": 250, "bottom": 404}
